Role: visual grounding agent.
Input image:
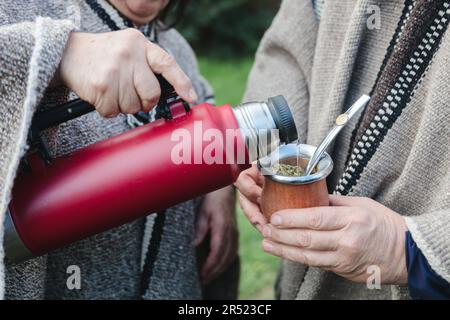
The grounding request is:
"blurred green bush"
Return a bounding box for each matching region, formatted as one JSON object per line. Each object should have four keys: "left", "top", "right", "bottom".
{"left": 176, "top": 0, "right": 281, "bottom": 58}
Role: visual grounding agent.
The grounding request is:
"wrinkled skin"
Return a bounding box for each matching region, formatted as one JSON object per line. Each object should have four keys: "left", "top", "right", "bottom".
{"left": 235, "top": 165, "right": 408, "bottom": 285}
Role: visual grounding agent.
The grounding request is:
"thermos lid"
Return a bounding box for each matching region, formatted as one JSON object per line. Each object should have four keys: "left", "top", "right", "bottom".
{"left": 267, "top": 96, "right": 298, "bottom": 144}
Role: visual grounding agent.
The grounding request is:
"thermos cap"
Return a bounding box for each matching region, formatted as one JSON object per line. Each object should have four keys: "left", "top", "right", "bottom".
{"left": 267, "top": 96, "right": 298, "bottom": 144}
{"left": 233, "top": 95, "right": 299, "bottom": 163}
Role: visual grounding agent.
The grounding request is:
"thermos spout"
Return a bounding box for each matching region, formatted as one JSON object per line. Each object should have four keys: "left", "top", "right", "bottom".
{"left": 233, "top": 95, "right": 298, "bottom": 161}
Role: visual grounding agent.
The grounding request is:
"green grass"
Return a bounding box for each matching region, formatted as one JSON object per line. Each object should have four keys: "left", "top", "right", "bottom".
{"left": 198, "top": 57, "right": 254, "bottom": 106}
{"left": 199, "top": 57, "right": 280, "bottom": 300}
{"left": 236, "top": 206, "right": 280, "bottom": 300}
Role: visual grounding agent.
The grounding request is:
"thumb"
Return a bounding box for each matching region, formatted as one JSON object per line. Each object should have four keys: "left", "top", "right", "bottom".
{"left": 146, "top": 42, "right": 197, "bottom": 103}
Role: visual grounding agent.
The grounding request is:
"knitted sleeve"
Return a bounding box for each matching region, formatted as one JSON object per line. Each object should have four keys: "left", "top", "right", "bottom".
{"left": 0, "top": 10, "right": 76, "bottom": 299}
{"left": 402, "top": 45, "right": 450, "bottom": 285}
{"left": 243, "top": 0, "right": 318, "bottom": 144}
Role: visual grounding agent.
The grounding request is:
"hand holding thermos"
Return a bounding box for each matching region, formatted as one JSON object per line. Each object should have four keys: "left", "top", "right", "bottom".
{"left": 57, "top": 29, "right": 198, "bottom": 117}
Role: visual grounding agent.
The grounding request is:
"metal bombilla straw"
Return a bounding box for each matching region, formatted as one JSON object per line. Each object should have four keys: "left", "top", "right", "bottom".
{"left": 304, "top": 95, "right": 371, "bottom": 176}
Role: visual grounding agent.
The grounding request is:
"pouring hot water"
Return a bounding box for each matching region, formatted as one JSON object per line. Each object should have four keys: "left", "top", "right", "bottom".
{"left": 270, "top": 95, "right": 371, "bottom": 178}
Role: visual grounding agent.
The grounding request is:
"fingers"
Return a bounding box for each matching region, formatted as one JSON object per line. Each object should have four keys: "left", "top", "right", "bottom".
{"left": 118, "top": 72, "right": 143, "bottom": 115}
{"left": 201, "top": 226, "right": 227, "bottom": 283}
{"left": 199, "top": 188, "right": 239, "bottom": 284}
{"left": 193, "top": 208, "right": 210, "bottom": 247}
{"left": 61, "top": 30, "right": 197, "bottom": 118}
{"left": 133, "top": 64, "right": 161, "bottom": 113}
{"left": 235, "top": 166, "right": 265, "bottom": 232}
{"left": 96, "top": 100, "right": 120, "bottom": 118}
{"left": 262, "top": 240, "right": 337, "bottom": 268}
{"left": 238, "top": 191, "right": 267, "bottom": 232}
{"left": 146, "top": 43, "right": 198, "bottom": 103}
{"left": 234, "top": 165, "right": 263, "bottom": 203}
{"left": 94, "top": 79, "right": 120, "bottom": 118}
{"left": 202, "top": 222, "right": 238, "bottom": 284}
{"left": 207, "top": 237, "right": 237, "bottom": 283}
{"left": 247, "top": 163, "right": 265, "bottom": 186}
{"left": 271, "top": 206, "right": 350, "bottom": 230}
{"left": 263, "top": 226, "right": 340, "bottom": 251}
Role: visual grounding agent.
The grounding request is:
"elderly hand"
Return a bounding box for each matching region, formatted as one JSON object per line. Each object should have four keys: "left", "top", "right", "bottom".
{"left": 234, "top": 164, "right": 266, "bottom": 233}
{"left": 194, "top": 186, "right": 238, "bottom": 284}
{"left": 262, "top": 196, "right": 408, "bottom": 284}
{"left": 235, "top": 166, "right": 409, "bottom": 285}
{"left": 58, "top": 29, "right": 197, "bottom": 117}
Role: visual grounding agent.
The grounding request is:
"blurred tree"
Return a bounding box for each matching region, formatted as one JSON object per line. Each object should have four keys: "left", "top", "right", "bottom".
{"left": 173, "top": 0, "right": 281, "bottom": 58}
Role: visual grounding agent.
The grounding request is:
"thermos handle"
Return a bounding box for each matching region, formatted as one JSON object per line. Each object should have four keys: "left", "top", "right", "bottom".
{"left": 31, "top": 99, "right": 95, "bottom": 132}
{"left": 31, "top": 75, "right": 178, "bottom": 132}
{"left": 24, "top": 75, "right": 187, "bottom": 166}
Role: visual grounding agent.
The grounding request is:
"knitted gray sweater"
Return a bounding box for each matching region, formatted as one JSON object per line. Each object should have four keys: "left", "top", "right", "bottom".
{"left": 245, "top": 0, "right": 450, "bottom": 299}
{"left": 0, "top": 0, "right": 217, "bottom": 300}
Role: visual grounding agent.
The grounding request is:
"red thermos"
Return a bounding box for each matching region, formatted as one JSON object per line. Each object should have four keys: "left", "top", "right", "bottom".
{"left": 5, "top": 96, "right": 297, "bottom": 262}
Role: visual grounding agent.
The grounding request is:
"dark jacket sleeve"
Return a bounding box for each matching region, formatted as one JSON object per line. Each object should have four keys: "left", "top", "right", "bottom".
{"left": 406, "top": 232, "right": 450, "bottom": 300}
